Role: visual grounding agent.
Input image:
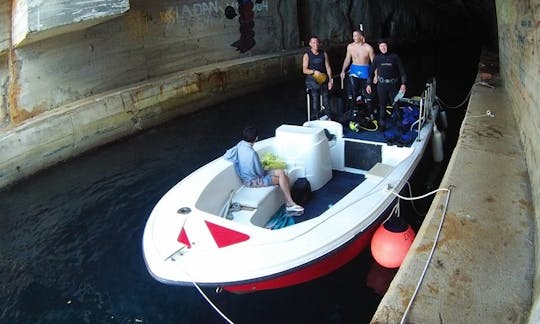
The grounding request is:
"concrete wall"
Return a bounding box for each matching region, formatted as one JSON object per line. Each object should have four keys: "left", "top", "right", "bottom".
{"left": 4, "top": 0, "right": 299, "bottom": 124}
{"left": 495, "top": 0, "right": 540, "bottom": 322}
{"left": 12, "top": 0, "right": 130, "bottom": 47}
{"left": 0, "top": 52, "right": 301, "bottom": 189}
{"left": 0, "top": 1, "right": 10, "bottom": 125}
{"left": 0, "top": 0, "right": 301, "bottom": 188}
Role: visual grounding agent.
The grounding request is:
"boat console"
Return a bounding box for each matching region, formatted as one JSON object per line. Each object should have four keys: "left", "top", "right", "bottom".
{"left": 274, "top": 124, "right": 333, "bottom": 191}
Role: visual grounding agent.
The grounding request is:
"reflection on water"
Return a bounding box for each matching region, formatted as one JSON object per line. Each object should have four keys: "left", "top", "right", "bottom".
{"left": 0, "top": 39, "right": 479, "bottom": 323}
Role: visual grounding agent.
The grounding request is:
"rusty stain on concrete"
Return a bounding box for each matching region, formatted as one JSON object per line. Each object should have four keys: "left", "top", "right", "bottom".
{"left": 517, "top": 198, "right": 532, "bottom": 211}
{"left": 397, "top": 284, "right": 414, "bottom": 308}
{"left": 414, "top": 243, "right": 432, "bottom": 254}
{"left": 485, "top": 125, "right": 503, "bottom": 138}
{"left": 435, "top": 212, "right": 463, "bottom": 243}
{"left": 426, "top": 282, "right": 440, "bottom": 294}
{"left": 450, "top": 268, "right": 472, "bottom": 283}
{"left": 11, "top": 104, "right": 46, "bottom": 123}
{"left": 178, "top": 82, "right": 200, "bottom": 95}
{"left": 126, "top": 10, "right": 151, "bottom": 40}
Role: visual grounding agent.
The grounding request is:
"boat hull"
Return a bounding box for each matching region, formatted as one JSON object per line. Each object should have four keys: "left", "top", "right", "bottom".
{"left": 222, "top": 215, "right": 382, "bottom": 293}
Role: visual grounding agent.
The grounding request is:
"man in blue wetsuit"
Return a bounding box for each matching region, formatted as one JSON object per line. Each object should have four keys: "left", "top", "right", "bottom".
{"left": 303, "top": 36, "right": 333, "bottom": 120}
{"left": 340, "top": 30, "right": 375, "bottom": 115}
{"left": 366, "top": 39, "right": 407, "bottom": 130}
{"left": 223, "top": 126, "right": 304, "bottom": 214}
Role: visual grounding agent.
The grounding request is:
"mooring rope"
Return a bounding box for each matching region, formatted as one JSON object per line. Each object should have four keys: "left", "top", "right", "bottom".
{"left": 435, "top": 81, "right": 491, "bottom": 110}
{"left": 191, "top": 280, "right": 234, "bottom": 324}
{"left": 386, "top": 185, "right": 454, "bottom": 324}
{"left": 179, "top": 266, "right": 234, "bottom": 324}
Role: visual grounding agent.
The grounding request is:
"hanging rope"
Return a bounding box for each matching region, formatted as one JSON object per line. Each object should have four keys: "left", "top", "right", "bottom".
{"left": 385, "top": 185, "right": 454, "bottom": 324}
{"left": 180, "top": 267, "right": 235, "bottom": 324}
{"left": 191, "top": 281, "right": 234, "bottom": 324}
{"left": 435, "top": 81, "right": 492, "bottom": 110}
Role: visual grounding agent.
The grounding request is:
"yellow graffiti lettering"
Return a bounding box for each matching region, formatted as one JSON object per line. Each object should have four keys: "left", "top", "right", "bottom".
{"left": 160, "top": 8, "right": 177, "bottom": 24}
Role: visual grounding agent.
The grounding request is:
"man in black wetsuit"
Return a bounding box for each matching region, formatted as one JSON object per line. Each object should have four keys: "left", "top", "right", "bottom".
{"left": 303, "top": 36, "right": 333, "bottom": 120}
{"left": 366, "top": 39, "right": 407, "bottom": 130}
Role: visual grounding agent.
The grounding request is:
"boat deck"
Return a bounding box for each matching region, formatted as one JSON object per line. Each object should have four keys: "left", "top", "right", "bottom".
{"left": 343, "top": 127, "right": 416, "bottom": 144}
{"left": 341, "top": 98, "right": 423, "bottom": 146}
{"left": 294, "top": 170, "right": 365, "bottom": 222}
{"left": 261, "top": 120, "right": 422, "bottom": 228}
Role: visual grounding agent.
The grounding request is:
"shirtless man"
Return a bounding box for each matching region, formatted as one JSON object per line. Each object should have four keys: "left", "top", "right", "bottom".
{"left": 340, "top": 30, "right": 375, "bottom": 114}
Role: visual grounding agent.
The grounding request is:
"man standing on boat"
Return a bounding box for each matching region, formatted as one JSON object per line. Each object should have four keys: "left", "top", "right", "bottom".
{"left": 340, "top": 30, "right": 375, "bottom": 115}
{"left": 224, "top": 126, "right": 304, "bottom": 214}
{"left": 303, "top": 36, "right": 333, "bottom": 120}
{"left": 366, "top": 39, "right": 407, "bottom": 130}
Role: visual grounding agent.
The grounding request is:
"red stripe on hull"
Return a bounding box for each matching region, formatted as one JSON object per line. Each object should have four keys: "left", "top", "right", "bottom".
{"left": 223, "top": 224, "right": 379, "bottom": 293}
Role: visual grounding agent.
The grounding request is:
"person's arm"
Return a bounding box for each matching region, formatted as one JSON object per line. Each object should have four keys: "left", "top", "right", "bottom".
{"left": 395, "top": 54, "right": 407, "bottom": 92}
{"left": 303, "top": 53, "right": 315, "bottom": 76}
{"left": 368, "top": 45, "right": 375, "bottom": 63}
{"left": 340, "top": 45, "right": 351, "bottom": 79}
{"left": 252, "top": 151, "right": 265, "bottom": 177}
{"left": 366, "top": 57, "right": 377, "bottom": 94}
{"left": 324, "top": 52, "right": 333, "bottom": 90}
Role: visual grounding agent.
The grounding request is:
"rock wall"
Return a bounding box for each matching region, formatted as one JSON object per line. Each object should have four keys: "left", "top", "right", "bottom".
{"left": 496, "top": 0, "right": 540, "bottom": 321}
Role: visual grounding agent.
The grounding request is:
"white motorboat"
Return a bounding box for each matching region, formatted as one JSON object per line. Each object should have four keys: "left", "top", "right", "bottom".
{"left": 142, "top": 81, "right": 439, "bottom": 293}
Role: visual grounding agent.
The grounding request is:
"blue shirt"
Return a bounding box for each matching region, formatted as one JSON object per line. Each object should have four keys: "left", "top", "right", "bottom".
{"left": 223, "top": 140, "right": 265, "bottom": 183}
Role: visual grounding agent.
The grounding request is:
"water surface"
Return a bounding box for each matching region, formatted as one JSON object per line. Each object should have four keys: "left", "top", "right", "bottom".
{"left": 0, "top": 39, "right": 479, "bottom": 323}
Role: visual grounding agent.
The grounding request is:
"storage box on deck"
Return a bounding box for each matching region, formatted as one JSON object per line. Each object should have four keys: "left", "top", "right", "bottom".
{"left": 274, "top": 125, "right": 332, "bottom": 191}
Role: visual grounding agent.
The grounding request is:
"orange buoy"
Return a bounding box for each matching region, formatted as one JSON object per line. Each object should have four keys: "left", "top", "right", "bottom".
{"left": 371, "top": 216, "right": 415, "bottom": 268}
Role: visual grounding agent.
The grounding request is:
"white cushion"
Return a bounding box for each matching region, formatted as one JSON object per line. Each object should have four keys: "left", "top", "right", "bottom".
{"left": 232, "top": 185, "right": 278, "bottom": 208}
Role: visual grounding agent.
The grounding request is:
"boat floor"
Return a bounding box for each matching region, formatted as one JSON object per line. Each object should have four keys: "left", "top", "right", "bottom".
{"left": 342, "top": 122, "right": 417, "bottom": 145}
{"left": 292, "top": 170, "right": 365, "bottom": 223}
{"left": 340, "top": 101, "right": 421, "bottom": 145}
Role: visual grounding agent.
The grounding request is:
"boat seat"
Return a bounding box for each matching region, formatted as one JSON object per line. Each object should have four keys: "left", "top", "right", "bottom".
{"left": 231, "top": 165, "right": 304, "bottom": 210}
{"left": 231, "top": 185, "right": 284, "bottom": 227}
{"left": 229, "top": 165, "right": 306, "bottom": 227}
{"left": 232, "top": 185, "right": 278, "bottom": 209}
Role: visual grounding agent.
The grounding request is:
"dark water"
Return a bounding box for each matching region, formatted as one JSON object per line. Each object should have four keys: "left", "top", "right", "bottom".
{"left": 0, "top": 40, "right": 479, "bottom": 323}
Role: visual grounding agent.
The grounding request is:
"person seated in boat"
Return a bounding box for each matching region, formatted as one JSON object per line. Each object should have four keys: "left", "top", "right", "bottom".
{"left": 223, "top": 126, "right": 304, "bottom": 214}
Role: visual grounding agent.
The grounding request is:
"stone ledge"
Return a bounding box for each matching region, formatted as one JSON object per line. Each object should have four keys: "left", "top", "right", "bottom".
{"left": 372, "top": 74, "right": 534, "bottom": 323}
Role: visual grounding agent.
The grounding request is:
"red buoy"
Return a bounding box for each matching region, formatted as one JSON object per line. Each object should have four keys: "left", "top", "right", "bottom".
{"left": 371, "top": 216, "right": 415, "bottom": 268}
